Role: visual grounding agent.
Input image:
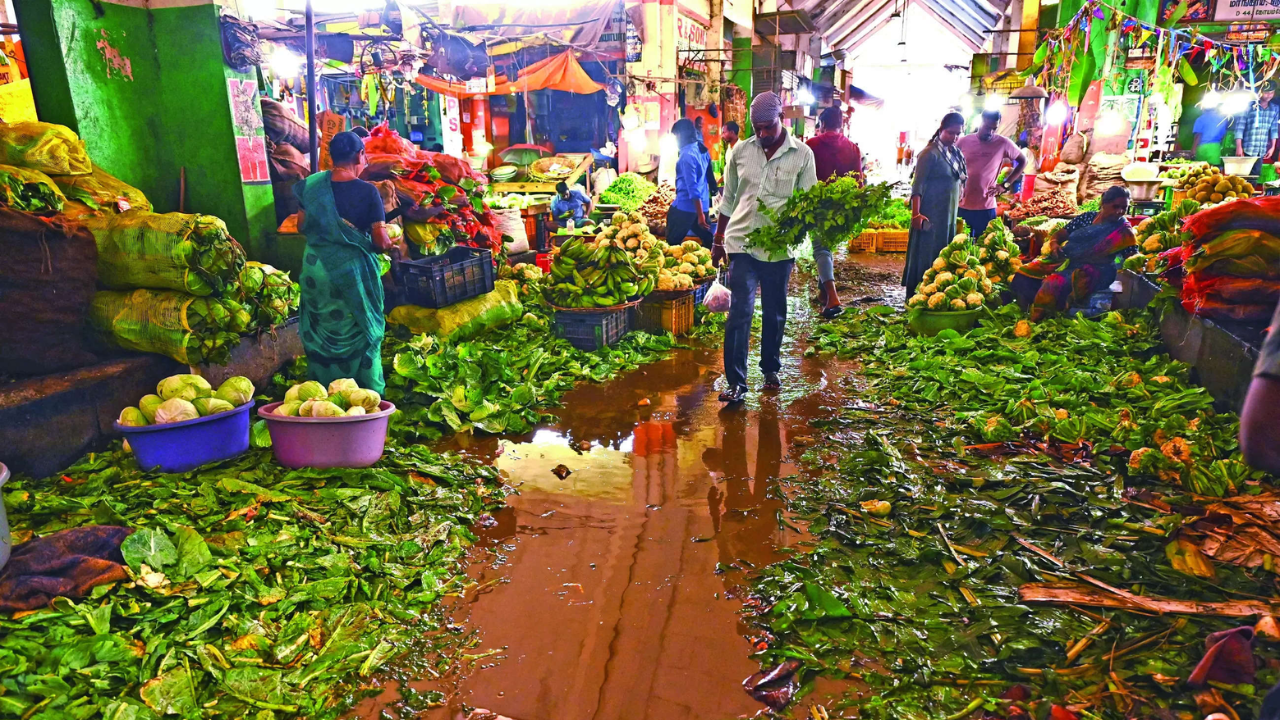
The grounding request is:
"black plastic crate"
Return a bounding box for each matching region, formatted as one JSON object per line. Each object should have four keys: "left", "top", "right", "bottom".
{"left": 693, "top": 280, "right": 713, "bottom": 306}
{"left": 394, "top": 246, "right": 494, "bottom": 309}
{"left": 553, "top": 308, "right": 629, "bottom": 351}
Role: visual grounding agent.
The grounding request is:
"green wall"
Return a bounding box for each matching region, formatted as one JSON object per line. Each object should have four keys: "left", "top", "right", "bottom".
{"left": 15, "top": 0, "right": 278, "bottom": 262}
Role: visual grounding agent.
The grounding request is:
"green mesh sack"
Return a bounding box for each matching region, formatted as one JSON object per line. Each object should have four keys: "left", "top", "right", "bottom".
{"left": 0, "top": 164, "right": 65, "bottom": 213}
{"left": 52, "top": 164, "right": 151, "bottom": 213}
{"left": 229, "top": 261, "right": 299, "bottom": 328}
{"left": 88, "top": 288, "right": 241, "bottom": 365}
{"left": 86, "top": 210, "right": 246, "bottom": 296}
{"left": 387, "top": 280, "right": 522, "bottom": 341}
{"left": 0, "top": 121, "right": 92, "bottom": 175}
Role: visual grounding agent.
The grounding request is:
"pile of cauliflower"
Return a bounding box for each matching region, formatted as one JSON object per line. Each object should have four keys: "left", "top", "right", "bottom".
{"left": 656, "top": 240, "right": 714, "bottom": 291}
{"left": 974, "top": 219, "right": 1023, "bottom": 284}
{"left": 505, "top": 263, "right": 544, "bottom": 282}
{"left": 907, "top": 235, "right": 995, "bottom": 311}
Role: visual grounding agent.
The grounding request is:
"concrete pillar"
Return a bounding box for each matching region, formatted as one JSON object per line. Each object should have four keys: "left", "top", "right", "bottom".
{"left": 15, "top": 0, "right": 277, "bottom": 266}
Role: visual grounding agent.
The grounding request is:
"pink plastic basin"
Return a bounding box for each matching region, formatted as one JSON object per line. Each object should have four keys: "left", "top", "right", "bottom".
{"left": 258, "top": 401, "right": 396, "bottom": 469}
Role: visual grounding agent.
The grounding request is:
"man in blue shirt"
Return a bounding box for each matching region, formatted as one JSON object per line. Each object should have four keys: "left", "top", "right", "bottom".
{"left": 666, "top": 118, "right": 713, "bottom": 246}
{"left": 551, "top": 181, "right": 593, "bottom": 227}
{"left": 1234, "top": 81, "right": 1280, "bottom": 175}
{"left": 1192, "top": 106, "right": 1230, "bottom": 166}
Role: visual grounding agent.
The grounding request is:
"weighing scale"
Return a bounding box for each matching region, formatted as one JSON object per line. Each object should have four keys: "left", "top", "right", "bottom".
{"left": 1129, "top": 200, "right": 1165, "bottom": 217}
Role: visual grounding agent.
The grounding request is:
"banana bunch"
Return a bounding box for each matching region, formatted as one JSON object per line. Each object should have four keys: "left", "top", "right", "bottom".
{"left": 546, "top": 234, "right": 655, "bottom": 308}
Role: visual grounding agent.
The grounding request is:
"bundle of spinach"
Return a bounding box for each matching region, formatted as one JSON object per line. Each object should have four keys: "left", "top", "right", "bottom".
{"left": 866, "top": 198, "right": 912, "bottom": 230}
{"left": 598, "top": 173, "right": 656, "bottom": 214}
{"left": 747, "top": 306, "right": 1278, "bottom": 719}
{"left": 1, "top": 443, "right": 505, "bottom": 720}
{"left": 745, "top": 176, "right": 893, "bottom": 259}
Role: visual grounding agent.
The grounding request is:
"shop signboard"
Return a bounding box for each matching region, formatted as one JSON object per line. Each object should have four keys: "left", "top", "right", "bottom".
{"left": 442, "top": 94, "right": 464, "bottom": 157}
{"left": 1214, "top": 0, "right": 1280, "bottom": 21}
{"left": 1226, "top": 22, "right": 1271, "bottom": 41}
{"left": 592, "top": 1, "right": 637, "bottom": 61}
{"left": 677, "top": 11, "right": 709, "bottom": 73}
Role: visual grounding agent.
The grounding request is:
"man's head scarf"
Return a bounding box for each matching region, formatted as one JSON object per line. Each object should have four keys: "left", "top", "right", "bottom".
{"left": 750, "top": 91, "right": 783, "bottom": 125}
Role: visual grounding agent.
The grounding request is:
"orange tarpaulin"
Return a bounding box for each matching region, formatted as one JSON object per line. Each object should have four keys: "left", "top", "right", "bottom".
{"left": 415, "top": 50, "right": 605, "bottom": 97}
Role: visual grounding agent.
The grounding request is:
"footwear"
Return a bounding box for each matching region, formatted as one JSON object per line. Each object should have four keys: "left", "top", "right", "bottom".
{"left": 718, "top": 385, "right": 748, "bottom": 403}
{"left": 762, "top": 373, "right": 781, "bottom": 391}
{"left": 821, "top": 305, "right": 845, "bottom": 319}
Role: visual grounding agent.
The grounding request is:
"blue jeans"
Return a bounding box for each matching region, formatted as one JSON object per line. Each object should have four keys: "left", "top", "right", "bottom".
{"left": 811, "top": 237, "right": 835, "bottom": 283}
{"left": 724, "top": 253, "right": 793, "bottom": 390}
{"left": 958, "top": 207, "right": 997, "bottom": 238}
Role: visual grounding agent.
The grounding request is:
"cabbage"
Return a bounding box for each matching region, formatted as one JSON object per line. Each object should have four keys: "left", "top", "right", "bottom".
{"left": 214, "top": 376, "right": 255, "bottom": 407}
{"left": 138, "top": 394, "right": 164, "bottom": 423}
{"left": 345, "top": 406, "right": 367, "bottom": 416}
{"left": 343, "top": 388, "right": 381, "bottom": 413}
{"left": 298, "top": 399, "right": 322, "bottom": 417}
{"left": 307, "top": 401, "right": 346, "bottom": 418}
{"left": 327, "top": 378, "right": 360, "bottom": 397}
{"left": 154, "top": 398, "right": 199, "bottom": 424}
{"left": 329, "top": 392, "right": 350, "bottom": 411}
{"left": 275, "top": 401, "right": 302, "bottom": 416}
{"left": 157, "top": 374, "right": 213, "bottom": 401}
{"left": 284, "top": 381, "right": 327, "bottom": 403}
{"left": 118, "top": 407, "right": 149, "bottom": 427}
{"left": 193, "top": 397, "right": 235, "bottom": 416}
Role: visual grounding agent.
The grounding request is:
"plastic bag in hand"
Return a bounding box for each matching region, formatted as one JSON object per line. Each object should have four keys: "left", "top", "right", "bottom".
{"left": 702, "top": 270, "right": 731, "bottom": 313}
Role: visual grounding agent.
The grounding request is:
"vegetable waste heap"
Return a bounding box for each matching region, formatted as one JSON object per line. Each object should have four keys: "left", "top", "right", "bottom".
{"left": 758, "top": 305, "right": 1280, "bottom": 719}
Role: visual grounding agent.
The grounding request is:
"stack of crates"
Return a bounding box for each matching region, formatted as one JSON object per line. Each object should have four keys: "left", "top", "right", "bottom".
{"left": 633, "top": 293, "right": 695, "bottom": 336}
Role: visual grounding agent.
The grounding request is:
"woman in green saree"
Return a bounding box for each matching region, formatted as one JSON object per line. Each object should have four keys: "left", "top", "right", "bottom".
{"left": 293, "top": 131, "right": 394, "bottom": 393}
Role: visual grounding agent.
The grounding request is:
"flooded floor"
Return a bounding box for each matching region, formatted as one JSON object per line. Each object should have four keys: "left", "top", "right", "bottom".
{"left": 365, "top": 254, "right": 905, "bottom": 720}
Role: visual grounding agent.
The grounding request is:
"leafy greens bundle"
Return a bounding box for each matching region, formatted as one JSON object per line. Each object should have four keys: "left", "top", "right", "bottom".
{"left": 745, "top": 175, "right": 893, "bottom": 259}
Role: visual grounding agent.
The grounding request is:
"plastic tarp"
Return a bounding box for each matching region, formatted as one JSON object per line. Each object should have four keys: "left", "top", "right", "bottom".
{"left": 387, "top": 280, "right": 522, "bottom": 341}
{"left": 451, "top": 0, "right": 618, "bottom": 47}
{"left": 414, "top": 50, "right": 605, "bottom": 97}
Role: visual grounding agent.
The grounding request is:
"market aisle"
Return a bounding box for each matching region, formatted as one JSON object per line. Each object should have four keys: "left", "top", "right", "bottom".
{"left": 362, "top": 296, "right": 857, "bottom": 720}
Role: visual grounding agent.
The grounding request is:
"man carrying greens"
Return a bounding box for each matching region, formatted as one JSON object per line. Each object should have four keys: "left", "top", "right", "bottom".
{"left": 712, "top": 91, "right": 818, "bottom": 404}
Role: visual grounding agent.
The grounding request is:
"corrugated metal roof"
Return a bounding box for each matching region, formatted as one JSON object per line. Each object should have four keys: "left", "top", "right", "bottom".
{"left": 778, "top": 0, "right": 1007, "bottom": 54}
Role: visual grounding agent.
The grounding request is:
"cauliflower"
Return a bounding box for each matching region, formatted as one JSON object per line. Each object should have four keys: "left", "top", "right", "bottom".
{"left": 932, "top": 258, "right": 948, "bottom": 272}
{"left": 995, "top": 250, "right": 1010, "bottom": 261}
{"left": 980, "top": 279, "right": 993, "bottom": 295}
{"left": 949, "top": 298, "right": 967, "bottom": 311}
{"left": 927, "top": 293, "right": 947, "bottom": 309}
{"left": 669, "top": 246, "right": 685, "bottom": 259}
{"left": 908, "top": 293, "right": 927, "bottom": 307}
{"left": 678, "top": 262, "right": 695, "bottom": 274}
{"left": 1010, "top": 257, "right": 1023, "bottom": 270}
{"left": 626, "top": 238, "right": 640, "bottom": 249}
{"left": 611, "top": 212, "right": 627, "bottom": 225}
{"left": 964, "top": 269, "right": 982, "bottom": 281}
{"left": 682, "top": 240, "right": 701, "bottom": 252}
{"left": 921, "top": 283, "right": 939, "bottom": 296}
{"left": 641, "top": 239, "right": 654, "bottom": 250}
{"left": 1014, "top": 319, "right": 1032, "bottom": 338}
{"left": 989, "top": 274, "right": 1002, "bottom": 283}
{"left": 656, "top": 275, "right": 675, "bottom": 291}
{"left": 935, "top": 272, "right": 955, "bottom": 287}
{"left": 628, "top": 211, "right": 644, "bottom": 223}
{"left": 923, "top": 268, "right": 937, "bottom": 283}
{"left": 675, "top": 274, "right": 694, "bottom": 290}
{"left": 978, "top": 248, "right": 989, "bottom": 259}
{"left": 965, "top": 292, "right": 984, "bottom": 308}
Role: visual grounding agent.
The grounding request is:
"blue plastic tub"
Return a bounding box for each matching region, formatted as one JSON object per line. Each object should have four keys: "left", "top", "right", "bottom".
{"left": 116, "top": 401, "right": 254, "bottom": 473}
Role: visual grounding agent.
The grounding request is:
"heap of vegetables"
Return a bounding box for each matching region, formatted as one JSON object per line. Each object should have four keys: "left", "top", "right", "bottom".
{"left": 747, "top": 175, "right": 892, "bottom": 259}
{"left": 974, "top": 218, "right": 1022, "bottom": 284}
{"left": 232, "top": 261, "right": 300, "bottom": 328}
{"left": 545, "top": 218, "right": 655, "bottom": 308}
{"left": 1124, "top": 198, "right": 1201, "bottom": 273}
{"left": 656, "top": 240, "right": 714, "bottom": 291}
{"left": 598, "top": 173, "right": 656, "bottom": 214}
{"left": 271, "top": 378, "right": 382, "bottom": 418}
{"left": 117, "top": 374, "right": 255, "bottom": 426}
{"left": 866, "top": 198, "right": 912, "bottom": 230}
{"left": 1175, "top": 164, "right": 1254, "bottom": 202}
{"left": 907, "top": 235, "right": 995, "bottom": 311}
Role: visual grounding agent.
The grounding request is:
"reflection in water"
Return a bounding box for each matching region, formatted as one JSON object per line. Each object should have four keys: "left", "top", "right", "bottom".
{"left": 352, "top": 311, "right": 863, "bottom": 720}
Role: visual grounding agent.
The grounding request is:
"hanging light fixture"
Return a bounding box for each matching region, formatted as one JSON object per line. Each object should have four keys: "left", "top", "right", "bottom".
{"left": 890, "top": 0, "right": 901, "bottom": 20}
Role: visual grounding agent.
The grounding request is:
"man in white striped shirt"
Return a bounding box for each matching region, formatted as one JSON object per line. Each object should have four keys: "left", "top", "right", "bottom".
{"left": 713, "top": 91, "right": 819, "bottom": 404}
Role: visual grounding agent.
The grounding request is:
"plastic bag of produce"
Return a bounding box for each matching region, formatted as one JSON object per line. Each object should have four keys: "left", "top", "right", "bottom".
{"left": 0, "top": 121, "right": 92, "bottom": 175}
{"left": 88, "top": 288, "right": 241, "bottom": 365}
{"left": 51, "top": 165, "right": 150, "bottom": 213}
{"left": 0, "top": 209, "right": 99, "bottom": 374}
{"left": 86, "top": 210, "right": 246, "bottom": 296}
{"left": 1184, "top": 229, "right": 1280, "bottom": 274}
{"left": 0, "top": 164, "right": 65, "bottom": 213}
{"left": 387, "top": 279, "right": 522, "bottom": 341}
{"left": 702, "top": 271, "right": 731, "bottom": 313}
{"left": 233, "top": 261, "right": 299, "bottom": 327}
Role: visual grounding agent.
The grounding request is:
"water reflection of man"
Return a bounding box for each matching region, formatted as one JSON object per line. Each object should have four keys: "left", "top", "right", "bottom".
{"left": 707, "top": 404, "right": 785, "bottom": 567}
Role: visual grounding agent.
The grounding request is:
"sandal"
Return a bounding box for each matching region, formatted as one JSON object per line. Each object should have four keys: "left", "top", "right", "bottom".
{"left": 821, "top": 305, "right": 845, "bottom": 319}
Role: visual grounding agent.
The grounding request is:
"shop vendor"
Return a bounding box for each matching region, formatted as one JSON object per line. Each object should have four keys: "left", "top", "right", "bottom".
{"left": 1012, "top": 185, "right": 1136, "bottom": 322}
{"left": 551, "top": 181, "right": 593, "bottom": 227}
{"left": 293, "top": 131, "right": 394, "bottom": 393}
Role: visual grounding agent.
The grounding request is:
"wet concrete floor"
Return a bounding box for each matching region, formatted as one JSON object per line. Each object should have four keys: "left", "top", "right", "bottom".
{"left": 363, "top": 255, "right": 904, "bottom": 720}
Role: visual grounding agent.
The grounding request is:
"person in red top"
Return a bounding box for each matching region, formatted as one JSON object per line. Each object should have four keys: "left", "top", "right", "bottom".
{"left": 805, "top": 106, "right": 863, "bottom": 318}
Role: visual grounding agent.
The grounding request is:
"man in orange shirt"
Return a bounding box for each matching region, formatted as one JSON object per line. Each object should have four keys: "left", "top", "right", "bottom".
{"left": 805, "top": 106, "right": 862, "bottom": 318}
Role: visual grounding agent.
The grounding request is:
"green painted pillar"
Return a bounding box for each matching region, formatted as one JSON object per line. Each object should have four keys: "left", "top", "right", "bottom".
{"left": 731, "top": 36, "right": 752, "bottom": 96}
{"left": 15, "top": 0, "right": 277, "bottom": 264}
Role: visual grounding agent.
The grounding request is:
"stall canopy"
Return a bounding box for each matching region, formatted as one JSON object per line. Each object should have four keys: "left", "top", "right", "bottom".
{"left": 451, "top": 0, "right": 621, "bottom": 47}
{"left": 792, "top": 0, "right": 1007, "bottom": 53}
{"left": 415, "top": 50, "right": 606, "bottom": 96}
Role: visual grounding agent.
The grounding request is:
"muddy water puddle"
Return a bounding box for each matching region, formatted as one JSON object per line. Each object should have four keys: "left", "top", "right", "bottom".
{"left": 358, "top": 267, "right": 902, "bottom": 719}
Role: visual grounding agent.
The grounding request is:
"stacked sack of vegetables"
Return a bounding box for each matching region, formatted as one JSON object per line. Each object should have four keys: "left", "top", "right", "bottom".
{"left": 1123, "top": 199, "right": 1201, "bottom": 276}
{"left": 974, "top": 218, "right": 1022, "bottom": 285}
{"left": 907, "top": 235, "right": 996, "bottom": 311}
{"left": 598, "top": 172, "right": 656, "bottom": 214}
{"left": 1176, "top": 195, "right": 1280, "bottom": 324}
{"left": 232, "top": 261, "right": 300, "bottom": 328}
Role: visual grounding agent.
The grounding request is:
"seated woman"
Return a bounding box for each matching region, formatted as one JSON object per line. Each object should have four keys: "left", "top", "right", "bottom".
{"left": 1012, "top": 185, "right": 1136, "bottom": 321}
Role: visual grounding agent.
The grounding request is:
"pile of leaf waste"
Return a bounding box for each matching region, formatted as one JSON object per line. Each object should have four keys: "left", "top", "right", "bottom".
{"left": 1, "top": 444, "right": 505, "bottom": 720}
{"left": 746, "top": 305, "right": 1279, "bottom": 719}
